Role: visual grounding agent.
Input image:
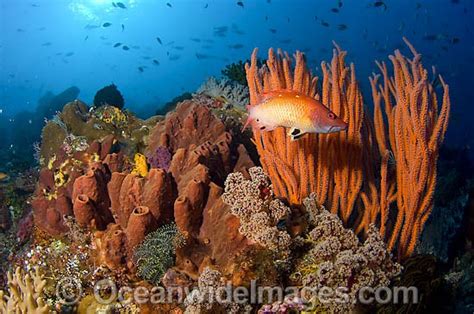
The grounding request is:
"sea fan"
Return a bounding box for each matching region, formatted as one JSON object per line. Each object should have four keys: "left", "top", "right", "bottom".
{"left": 134, "top": 223, "right": 185, "bottom": 285}
{"left": 93, "top": 83, "right": 125, "bottom": 109}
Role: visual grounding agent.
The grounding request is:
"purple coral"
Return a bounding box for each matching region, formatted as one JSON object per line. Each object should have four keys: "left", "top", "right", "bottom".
{"left": 147, "top": 146, "right": 172, "bottom": 172}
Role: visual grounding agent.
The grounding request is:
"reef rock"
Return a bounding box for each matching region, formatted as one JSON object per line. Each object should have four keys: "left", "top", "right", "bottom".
{"left": 40, "top": 100, "right": 160, "bottom": 162}
{"left": 32, "top": 98, "right": 163, "bottom": 235}
{"left": 32, "top": 136, "right": 116, "bottom": 235}
{"left": 32, "top": 96, "right": 257, "bottom": 283}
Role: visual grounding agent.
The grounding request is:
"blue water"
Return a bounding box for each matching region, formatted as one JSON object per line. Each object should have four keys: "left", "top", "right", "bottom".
{"left": 0, "top": 0, "right": 473, "bottom": 150}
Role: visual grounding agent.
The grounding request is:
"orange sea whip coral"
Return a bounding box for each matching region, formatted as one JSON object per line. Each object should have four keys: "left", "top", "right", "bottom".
{"left": 368, "top": 38, "right": 450, "bottom": 259}
{"left": 245, "top": 45, "right": 366, "bottom": 224}
{"left": 245, "top": 48, "right": 316, "bottom": 206}
{"left": 245, "top": 39, "right": 450, "bottom": 260}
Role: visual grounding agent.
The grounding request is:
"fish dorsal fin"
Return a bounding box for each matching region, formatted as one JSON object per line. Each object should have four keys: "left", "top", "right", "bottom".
{"left": 288, "top": 127, "right": 305, "bottom": 141}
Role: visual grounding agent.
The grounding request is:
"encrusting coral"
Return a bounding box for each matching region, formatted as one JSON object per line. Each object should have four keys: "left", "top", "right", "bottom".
{"left": 244, "top": 39, "right": 450, "bottom": 260}
{"left": 131, "top": 152, "right": 149, "bottom": 177}
{"left": 146, "top": 146, "right": 172, "bottom": 172}
{"left": 0, "top": 267, "right": 50, "bottom": 314}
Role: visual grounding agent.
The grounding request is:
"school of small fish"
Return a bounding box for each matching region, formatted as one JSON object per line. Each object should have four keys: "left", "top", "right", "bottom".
{"left": 7, "top": 0, "right": 468, "bottom": 77}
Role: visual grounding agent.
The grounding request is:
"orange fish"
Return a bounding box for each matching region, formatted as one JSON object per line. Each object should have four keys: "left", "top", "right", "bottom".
{"left": 242, "top": 90, "right": 347, "bottom": 140}
{"left": 0, "top": 172, "right": 9, "bottom": 182}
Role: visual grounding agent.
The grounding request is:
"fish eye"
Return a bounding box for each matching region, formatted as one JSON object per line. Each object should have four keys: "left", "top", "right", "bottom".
{"left": 328, "top": 112, "right": 335, "bottom": 119}
{"left": 256, "top": 119, "right": 260, "bottom": 122}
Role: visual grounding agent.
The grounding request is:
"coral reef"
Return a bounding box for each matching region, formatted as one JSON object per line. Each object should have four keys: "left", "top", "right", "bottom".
{"left": 0, "top": 267, "right": 50, "bottom": 313}
{"left": 31, "top": 100, "right": 160, "bottom": 235}
{"left": 222, "top": 167, "right": 291, "bottom": 258}
{"left": 221, "top": 60, "right": 248, "bottom": 86}
{"left": 146, "top": 146, "right": 172, "bottom": 172}
{"left": 156, "top": 92, "right": 193, "bottom": 115}
{"left": 196, "top": 76, "right": 249, "bottom": 109}
{"left": 368, "top": 39, "right": 450, "bottom": 258}
{"left": 376, "top": 254, "right": 451, "bottom": 313}
{"left": 292, "top": 194, "right": 402, "bottom": 312}
{"left": 31, "top": 95, "right": 258, "bottom": 289}
{"left": 93, "top": 83, "right": 125, "bottom": 109}
{"left": 245, "top": 40, "right": 450, "bottom": 260}
{"left": 134, "top": 223, "right": 184, "bottom": 285}
{"left": 184, "top": 267, "right": 251, "bottom": 314}
{"left": 3, "top": 40, "right": 467, "bottom": 313}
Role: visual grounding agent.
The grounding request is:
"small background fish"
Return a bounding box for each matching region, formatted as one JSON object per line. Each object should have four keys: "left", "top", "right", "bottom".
{"left": 0, "top": 0, "right": 472, "bottom": 155}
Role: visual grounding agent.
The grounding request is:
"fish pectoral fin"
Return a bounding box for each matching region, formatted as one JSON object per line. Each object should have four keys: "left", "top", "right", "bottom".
{"left": 264, "top": 125, "right": 276, "bottom": 131}
{"left": 288, "top": 127, "right": 305, "bottom": 141}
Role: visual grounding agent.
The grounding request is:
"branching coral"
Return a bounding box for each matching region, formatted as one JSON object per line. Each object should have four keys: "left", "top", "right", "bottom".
{"left": 23, "top": 238, "right": 92, "bottom": 308}
{"left": 0, "top": 267, "right": 50, "bottom": 314}
{"left": 244, "top": 40, "right": 450, "bottom": 260}
{"left": 134, "top": 223, "right": 185, "bottom": 285}
{"left": 245, "top": 46, "right": 366, "bottom": 213}
{"left": 222, "top": 167, "right": 291, "bottom": 258}
{"left": 222, "top": 60, "right": 248, "bottom": 86}
{"left": 196, "top": 76, "right": 249, "bottom": 109}
{"left": 366, "top": 38, "right": 451, "bottom": 259}
{"left": 293, "top": 194, "right": 402, "bottom": 313}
